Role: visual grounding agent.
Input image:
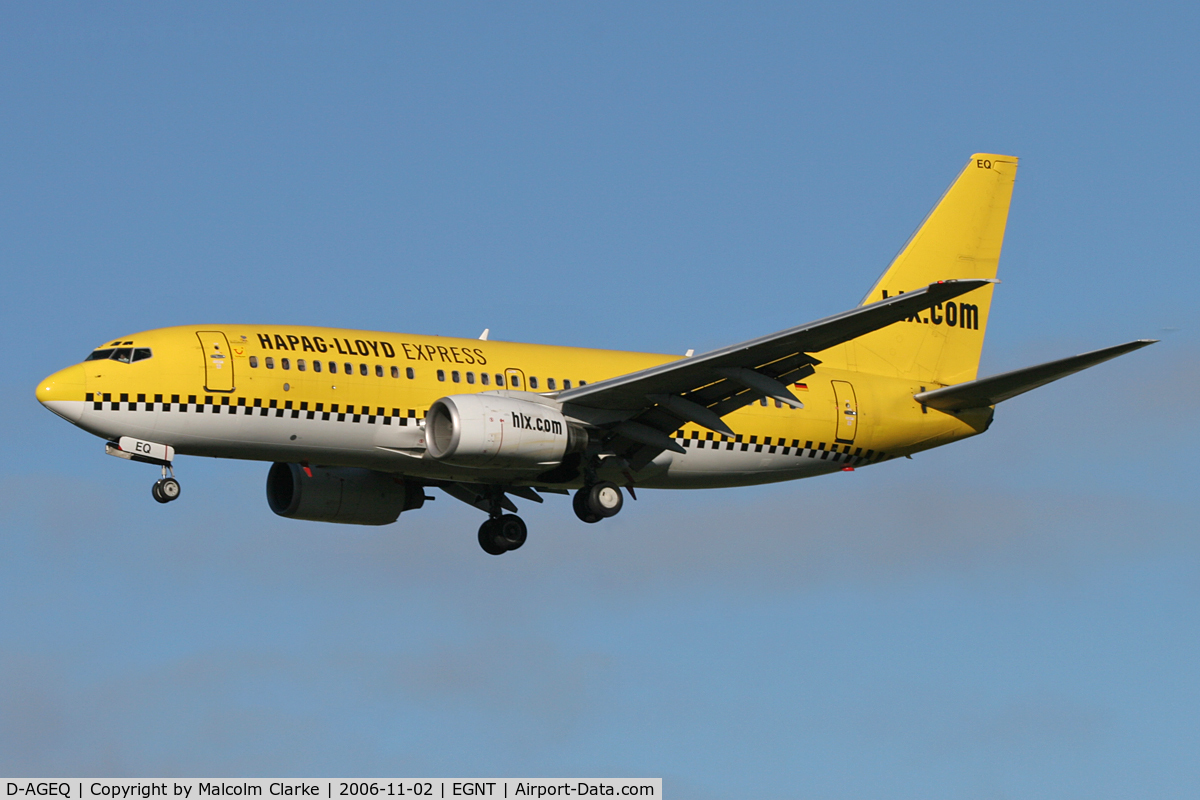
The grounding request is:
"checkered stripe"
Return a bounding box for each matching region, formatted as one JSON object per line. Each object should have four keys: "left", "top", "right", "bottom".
{"left": 674, "top": 429, "right": 893, "bottom": 465}
{"left": 84, "top": 392, "right": 424, "bottom": 426}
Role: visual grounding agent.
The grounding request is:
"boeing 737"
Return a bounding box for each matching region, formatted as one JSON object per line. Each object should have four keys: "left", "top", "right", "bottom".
{"left": 36, "top": 154, "right": 1153, "bottom": 554}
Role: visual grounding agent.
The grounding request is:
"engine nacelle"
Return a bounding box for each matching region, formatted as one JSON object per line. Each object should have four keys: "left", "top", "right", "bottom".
{"left": 425, "top": 393, "right": 587, "bottom": 469}
{"left": 266, "top": 462, "right": 425, "bottom": 526}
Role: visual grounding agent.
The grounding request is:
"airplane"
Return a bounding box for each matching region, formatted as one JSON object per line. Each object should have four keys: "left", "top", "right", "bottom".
{"left": 36, "top": 153, "right": 1154, "bottom": 555}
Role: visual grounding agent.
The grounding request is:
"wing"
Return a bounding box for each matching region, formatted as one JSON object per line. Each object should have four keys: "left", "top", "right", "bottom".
{"left": 553, "top": 279, "right": 993, "bottom": 473}
{"left": 913, "top": 339, "right": 1156, "bottom": 411}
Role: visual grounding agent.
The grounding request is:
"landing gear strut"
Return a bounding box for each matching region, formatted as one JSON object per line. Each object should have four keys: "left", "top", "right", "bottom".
{"left": 151, "top": 465, "right": 181, "bottom": 504}
{"left": 573, "top": 481, "right": 623, "bottom": 523}
{"left": 105, "top": 439, "right": 181, "bottom": 505}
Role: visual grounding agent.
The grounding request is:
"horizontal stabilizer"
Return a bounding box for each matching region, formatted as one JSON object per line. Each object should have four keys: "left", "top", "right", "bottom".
{"left": 914, "top": 339, "right": 1156, "bottom": 411}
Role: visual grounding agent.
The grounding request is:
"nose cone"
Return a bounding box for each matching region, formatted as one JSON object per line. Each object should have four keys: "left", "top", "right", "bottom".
{"left": 37, "top": 363, "right": 86, "bottom": 423}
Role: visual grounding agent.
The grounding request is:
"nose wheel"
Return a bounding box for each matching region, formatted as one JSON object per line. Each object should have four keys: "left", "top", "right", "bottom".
{"left": 573, "top": 481, "right": 623, "bottom": 523}
{"left": 151, "top": 465, "right": 181, "bottom": 504}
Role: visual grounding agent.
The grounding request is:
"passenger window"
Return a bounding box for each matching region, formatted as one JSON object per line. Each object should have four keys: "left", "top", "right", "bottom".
{"left": 529, "top": 377, "right": 538, "bottom": 389}
{"left": 391, "top": 366, "right": 399, "bottom": 378}
{"left": 282, "top": 358, "right": 291, "bottom": 370}
{"left": 579, "top": 380, "right": 586, "bottom": 386}
{"left": 452, "top": 370, "right": 461, "bottom": 383}
{"left": 466, "top": 372, "right": 475, "bottom": 384}
{"left": 249, "top": 356, "right": 259, "bottom": 368}
{"left": 760, "top": 397, "right": 768, "bottom": 406}
{"left": 266, "top": 357, "right": 275, "bottom": 369}
{"left": 359, "top": 364, "right": 368, "bottom": 376}
{"left": 495, "top": 374, "right": 504, "bottom": 386}
{"left": 298, "top": 359, "right": 306, "bottom": 371}
{"left": 313, "top": 360, "right": 322, "bottom": 373}
{"left": 376, "top": 365, "right": 383, "bottom": 377}
{"left": 481, "top": 373, "right": 490, "bottom": 385}
{"left": 547, "top": 378, "right": 556, "bottom": 390}
{"left": 511, "top": 375, "right": 521, "bottom": 388}
{"left": 328, "top": 361, "right": 337, "bottom": 374}
{"left": 437, "top": 369, "right": 445, "bottom": 381}
{"left": 563, "top": 379, "right": 571, "bottom": 389}
{"left": 406, "top": 367, "right": 415, "bottom": 379}
{"left": 111, "top": 348, "right": 133, "bottom": 363}
{"left": 132, "top": 348, "right": 152, "bottom": 362}
{"left": 774, "top": 399, "right": 782, "bottom": 408}
{"left": 85, "top": 349, "right": 115, "bottom": 361}
{"left": 344, "top": 363, "right": 352, "bottom": 374}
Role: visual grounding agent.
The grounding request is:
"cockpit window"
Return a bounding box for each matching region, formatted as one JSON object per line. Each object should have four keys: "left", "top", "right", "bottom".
{"left": 85, "top": 347, "right": 152, "bottom": 363}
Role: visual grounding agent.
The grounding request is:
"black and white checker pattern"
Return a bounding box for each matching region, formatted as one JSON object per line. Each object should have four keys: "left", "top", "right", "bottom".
{"left": 673, "top": 428, "right": 893, "bottom": 466}
{"left": 85, "top": 392, "right": 424, "bottom": 427}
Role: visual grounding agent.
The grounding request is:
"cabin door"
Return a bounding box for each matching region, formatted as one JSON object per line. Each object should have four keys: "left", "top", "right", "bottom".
{"left": 831, "top": 380, "right": 858, "bottom": 444}
{"left": 197, "top": 331, "right": 235, "bottom": 392}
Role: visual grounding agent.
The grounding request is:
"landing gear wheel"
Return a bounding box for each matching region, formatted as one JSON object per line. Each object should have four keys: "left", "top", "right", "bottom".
{"left": 478, "top": 515, "right": 528, "bottom": 554}
{"left": 160, "top": 477, "right": 181, "bottom": 501}
{"left": 573, "top": 488, "right": 602, "bottom": 524}
{"left": 587, "top": 481, "right": 623, "bottom": 518}
{"left": 495, "top": 514, "right": 527, "bottom": 550}
{"left": 152, "top": 477, "right": 181, "bottom": 504}
{"left": 478, "top": 519, "right": 508, "bottom": 556}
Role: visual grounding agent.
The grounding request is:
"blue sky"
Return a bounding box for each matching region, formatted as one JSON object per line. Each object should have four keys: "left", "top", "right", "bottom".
{"left": 2, "top": 2, "right": 1198, "bottom": 795}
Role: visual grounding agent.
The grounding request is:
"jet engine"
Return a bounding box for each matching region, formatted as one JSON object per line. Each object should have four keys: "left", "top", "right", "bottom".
{"left": 425, "top": 394, "right": 588, "bottom": 469}
{"left": 266, "top": 462, "right": 425, "bottom": 526}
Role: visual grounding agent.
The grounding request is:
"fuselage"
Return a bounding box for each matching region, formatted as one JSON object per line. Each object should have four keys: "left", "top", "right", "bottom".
{"left": 37, "top": 324, "right": 992, "bottom": 490}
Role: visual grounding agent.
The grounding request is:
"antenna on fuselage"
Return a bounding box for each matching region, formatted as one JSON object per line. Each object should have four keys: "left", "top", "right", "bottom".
{"left": 479, "top": 329, "right": 489, "bottom": 341}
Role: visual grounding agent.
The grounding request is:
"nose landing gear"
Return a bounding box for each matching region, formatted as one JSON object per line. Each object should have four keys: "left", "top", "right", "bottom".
{"left": 106, "top": 439, "right": 182, "bottom": 505}
{"left": 573, "top": 481, "right": 623, "bottom": 523}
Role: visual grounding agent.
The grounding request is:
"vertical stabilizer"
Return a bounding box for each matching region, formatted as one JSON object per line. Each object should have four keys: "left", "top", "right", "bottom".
{"left": 845, "top": 154, "right": 1017, "bottom": 385}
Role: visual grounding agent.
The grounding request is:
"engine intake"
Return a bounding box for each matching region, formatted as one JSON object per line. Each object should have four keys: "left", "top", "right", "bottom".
{"left": 266, "top": 462, "right": 424, "bottom": 526}
{"left": 425, "top": 394, "right": 587, "bottom": 469}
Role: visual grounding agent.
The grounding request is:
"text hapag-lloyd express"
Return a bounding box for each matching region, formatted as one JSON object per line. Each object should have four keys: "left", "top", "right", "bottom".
{"left": 255, "top": 333, "right": 488, "bottom": 366}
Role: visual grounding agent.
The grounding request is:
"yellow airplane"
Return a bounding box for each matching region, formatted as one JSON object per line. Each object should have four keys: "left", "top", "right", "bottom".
{"left": 36, "top": 154, "right": 1154, "bottom": 554}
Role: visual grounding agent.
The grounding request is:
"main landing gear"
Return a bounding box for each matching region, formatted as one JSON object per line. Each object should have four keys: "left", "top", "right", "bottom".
{"left": 573, "top": 481, "right": 623, "bottom": 524}
{"left": 152, "top": 465, "right": 181, "bottom": 504}
{"left": 475, "top": 487, "right": 528, "bottom": 556}
{"left": 478, "top": 514, "right": 528, "bottom": 555}
{"left": 472, "top": 480, "right": 625, "bottom": 554}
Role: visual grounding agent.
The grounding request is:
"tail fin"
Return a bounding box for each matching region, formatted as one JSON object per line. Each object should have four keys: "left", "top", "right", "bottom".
{"left": 847, "top": 153, "right": 1018, "bottom": 385}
